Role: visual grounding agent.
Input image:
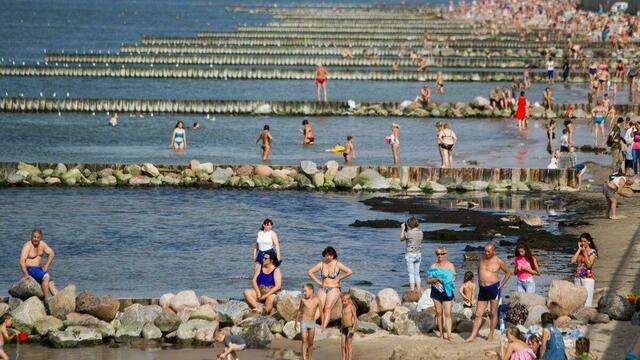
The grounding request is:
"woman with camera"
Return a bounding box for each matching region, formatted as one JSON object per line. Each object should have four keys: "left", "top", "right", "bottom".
{"left": 400, "top": 217, "right": 423, "bottom": 292}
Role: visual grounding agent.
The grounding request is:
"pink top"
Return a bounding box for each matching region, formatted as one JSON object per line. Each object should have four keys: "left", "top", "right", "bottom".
{"left": 514, "top": 256, "right": 535, "bottom": 281}
{"left": 510, "top": 347, "right": 537, "bottom": 360}
{"left": 632, "top": 132, "right": 640, "bottom": 150}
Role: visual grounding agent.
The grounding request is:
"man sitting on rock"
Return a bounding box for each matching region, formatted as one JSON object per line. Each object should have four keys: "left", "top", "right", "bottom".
{"left": 19, "top": 229, "right": 58, "bottom": 301}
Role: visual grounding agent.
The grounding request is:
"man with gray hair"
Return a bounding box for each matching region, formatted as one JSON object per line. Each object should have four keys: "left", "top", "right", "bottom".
{"left": 19, "top": 229, "right": 58, "bottom": 301}
{"left": 466, "top": 242, "right": 511, "bottom": 342}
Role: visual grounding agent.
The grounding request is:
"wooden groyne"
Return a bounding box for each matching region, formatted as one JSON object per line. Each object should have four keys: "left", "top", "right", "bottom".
{"left": 1, "top": 161, "right": 579, "bottom": 190}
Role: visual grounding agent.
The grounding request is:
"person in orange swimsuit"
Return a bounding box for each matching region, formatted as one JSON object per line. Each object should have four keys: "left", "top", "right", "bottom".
{"left": 315, "top": 63, "right": 328, "bottom": 102}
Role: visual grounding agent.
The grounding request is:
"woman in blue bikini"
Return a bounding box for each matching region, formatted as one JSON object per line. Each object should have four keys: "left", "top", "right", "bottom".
{"left": 307, "top": 247, "right": 352, "bottom": 329}
{"left": 591, "top": 100, "right": 608, "bottom": 147}
{"left": 170, "top": 120, "right": 187, "bottom": 151}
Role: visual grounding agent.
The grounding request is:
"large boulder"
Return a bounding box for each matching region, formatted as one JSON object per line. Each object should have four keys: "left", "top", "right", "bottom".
{"left": 63, "top": 317, "right": 115, "bottom": 338}
{"left": 142, "top": 323, "right": 162, "bottom": 340}
{"left": 49, "top": 285, "right": 76, "bottom": 320}
{"left": 358, "top": 312, "right": 381, "bottom": 326}
{"left": 211, "top": 168, "right": 234, "bottom": 185}
{"left": 113, "top": 318, "right": 144, "bottom": 340}
{"left": 159, "top": 293, "right": 175, "bottom": 308}
{"left": 356, "top": 321, "right": 380, "bottom": 334}
{"left": 10, "top": 296, "right": 47, "bottom": 328}
{"left": 170, "top": 290, "right": 200, "bottom": 313}
{"left": 324, "top": 161, "right": 340, "bottom": 182}
{"left": 402, "top": 290, "right": 422, "bottom": 303}
{"left": 525, "top": 305, "right": 549, "bottom": 327}
{"left": 8, "top": 277, "right": 44, "bottom": 300}
{"left": 18, "top": 163, "right": 41, "bottom": 177}
{"left": 520, "top": 213, "right": 544, "bottom": 227}
{"left": 333, "top": 166, "right": 358, "bottom": 189}
{"left": 547, "top": 280, "right": 587, "bottom": 316}
{"left": 190, "top": 304, "right": 219, "bottom": 321}
{"left": 393, "top": 314, "right": 419, "bottom": 335}
{"left": 355, "top": 169, "right": 390, "bottom": 190}
{"left": 275, "top": 291, "right": 302, "bottom": 322}
{"left": 214, "top": 300, "right": 250, "bottom": 325}
{"left": 117, "top": 304, "right": 162, "bottom": 325}
{"left": 282, "top": 320, "right": 301, "bottom": 340}
{"left": 154, "top": 311, "right": 181, "bottom": 333}
{"left": 254, "top": 165, "right": 273, "bottom": 177}
{"left": 176, "top": 319, "right": 219, "bottom": 344}
{"left": 300, "top": 161, "right": 318, "bottom": 176}
{"left": 142, "top": 163, "right": 160, "bottom": 177}
{"left": 597, "top": 292, "right": 635, "bottom": 321}
{"left": 34, "top": 316, "right": 64, "bottom": 336}
{"left": 242, "top": 321, "right": 274, "bottom": 348}
{"left": 349, "top": 288, "right": 378, "bottom": 315}
{"left": 472, "top": 96, "right": 490, "bottom": 108}
{"left": 376, "top": 289, "right": 401, "bottom": 313}
{"left": 75, "top": 291, "right": 120, "bottom": 321}
{"left": 572, "top": 307, "right": 598, "bottom": 324}
{"left": 413, "top": 311, "right": 436, "bottom": 334}
{"left": 0, "top": 303, "right": 9, "bottom": 317}
{"left": 49, "top": 326, "right": 102, "bottom": 348}
{"left": 381, "top": 312, "right": 394, "bottom": 331}
{"left": 509, "top": 291, "right": 546, "bottom": 309}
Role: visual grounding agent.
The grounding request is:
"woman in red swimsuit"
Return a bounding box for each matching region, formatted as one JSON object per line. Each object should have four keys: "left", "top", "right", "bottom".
{"left": 315, "top": 63, "right": 328, "bottom": 102}
{"left": 515, "top": 91, "right": 528, "bottom": 128}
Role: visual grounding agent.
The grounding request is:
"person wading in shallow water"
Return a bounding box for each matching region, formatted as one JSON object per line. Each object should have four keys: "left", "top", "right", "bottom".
{"left": 20, "top": 229, "right": 59, "bottom": 302}
{"left": 466, "top": 242, "right": 511, "bottom": 343}
{"left": 256, "top": 125, "right": 273, "bottom": 161}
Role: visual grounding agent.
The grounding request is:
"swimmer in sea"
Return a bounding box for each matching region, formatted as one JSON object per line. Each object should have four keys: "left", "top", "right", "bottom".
{"left": 300, "top": 119, "right": 314, "bottom": 145}
{"left": 170, "top": 120, "right": 187, "bottom": 151}
{"left": 344, "top": 136, "right": 355, "bottom": 163}
{"left": 256, "top": 125, "right": 273, "bottom": 161}
{"left": 436, "top": 72, "right": 445, "bottom": 94}
{"left": 591, "top": 100, "right": 608, "bottom": 147}
{"left": 109, "top": 112, "right": 118, "bottom": 127}
{"left": 315, "top": 63, "right": 328, "bottom": 102}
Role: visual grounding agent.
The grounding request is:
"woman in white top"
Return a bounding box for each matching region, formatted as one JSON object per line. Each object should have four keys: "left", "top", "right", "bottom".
{"left": 388, "top": 123, "right": 400, "bottom": 165}
{"left": 253, "top": 218, "right": 281, "bottom": 265}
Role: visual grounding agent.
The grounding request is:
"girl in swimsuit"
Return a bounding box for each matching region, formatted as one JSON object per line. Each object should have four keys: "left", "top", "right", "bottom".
{"left": 388, "top": 123, "right": 400, "bottom": 165}
{"left": 315, "top": 63, "right": 328, "bottom": 102}
{"left": 170, "top": 121, "right": 187, "bottom": 151}
{"left": 243, "top": 253, "right": 281, "bottom": 315}
{"left": 307, "top": 247, "right": 352, "bottom": 330}
{"left": 591, "top": 101, "right": 607, "bottom": 147}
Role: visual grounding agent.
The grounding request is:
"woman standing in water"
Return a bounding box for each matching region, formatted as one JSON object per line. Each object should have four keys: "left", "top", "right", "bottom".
{"left": 300, "top": 119, "right": 315, "bottom": 145}
{"left": 252, "top": 218, "right": 281, "bottom": 266}
{"left": 438, "top": 123, "right": 457, "bottom": 168}
{"left": 435, "top": 122, "right": 445, "bottom": 167}
{"left": 591, "top": 100, "right": 608, "bottom": 147}
{"left": 170, "top": 121, "right": 187, "bottom": 151}
{"left": 256, "top": 125, "right": 273, "bottom": 161}
{"left": 307, "top": 247, "right": 352, "bottom": 329}
{"left": 515, "top": 91, "right": 528, "bottom": 128}
{"left": 387, "top": 123, "right": 400, "bottom": 165}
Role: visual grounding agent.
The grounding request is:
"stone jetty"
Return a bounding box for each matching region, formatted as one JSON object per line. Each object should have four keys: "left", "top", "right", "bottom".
{"left": 1, "top": 279, "right": 636, "bottom": 349}
{"left": 1, "top": 161, "right": 578, "bottom": 191}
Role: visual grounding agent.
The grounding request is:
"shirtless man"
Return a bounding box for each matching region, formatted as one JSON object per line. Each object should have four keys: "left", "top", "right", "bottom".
{"left": 256, "top": 125, "right": 273, "bottom": 161}
{"left": 20, "top": 229, "right": 59, "bottom": 302}
{"left": 466, "top": 242, "right": 511, "bottom": 342}
{"left": 296, "top": 284, "right": 320, "bottom": 360}
{"left": 315, "top": 63, "right": 328, "bottom": 102}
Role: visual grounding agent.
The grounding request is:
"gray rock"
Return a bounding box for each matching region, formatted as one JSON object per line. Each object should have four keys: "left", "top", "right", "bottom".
{"left": 159, "top": 293, "right": 175, "bottom": 308}
{"left": 520, "top": 213, "right": 544, "bottom": 227}
{"left": 142, "top": 323, "right": 162, "bottom": 340}
{"left": 597, "top": 292, "right": 635, "bottom": 321}
{"left": 49, "top": 326, "right": 102, "bottom": 348}
{"left": 413, "top": 311, "right": 436, "bottom": 334}
{"left": 525, "top": 305, "right": 549, "bottom": 327}
{"left": 547, "top": 280, "right": 587, "bottom": 317}
{"left": 8, "top": 277, "right": 44, "bottom": 300}
{"left": 312, "top": 173, "right": 325, "bottom": 188}
{"left": 10, "top": 296, "right": 47, "bottom": 328}
{"left": 572, "top": 307, "right": 597, "bottom": 324}
{"left": 509, "top": 292, "right": 546, "bottom": 309}
{"left": 96, "top": 175, "right": 117, "bottom": 186}
{"left": 300, "top": 161, "right": 318, "bottom": 175}
{"left": 176, "top": 319, "right": 219, "bottom": 344}
{"left": 355, "top": 169, "right": 390, "bottom": 190}
{"left": 75, "top": 291, "right": 120, "bottom": 321}
{"left": 48, "top": 285, "right": 76, "bottom": 320}
{"left": 63, "top": 317, "right": 115, "bottom": 338}
{"left": 129, "top": 175, "right": 151, "bottom": 186}
{"left": 270, "top": 319, "right": 285, "bottom": 334}
{"left": 393, "top": 314, "right": 419, "bottom": 335}
{"left": 358, "top": 312, "right": 381, "bottom": 326}
{"left": 34, "top": 316, "right": 64, "bottom": 336}
{"left": 456, "top": 319, "right": 474, "bottom": 333}
{"left": 349, "top": 288, "right": 378, "bottom": 315}
{"left": 214, "top": 300, "right": 250, "bottom": 325}
{"left": 53, "top": 163, "right": 68, "bottom": 177}
{"left": 170, "top": 290, "right": 200, "bottom": 313}
{"left": 8, "top": 297, "right": 23, "bottom": 311}
{"left": 472, "top": 96, "right": 490, "bottom": 107}
{"left": 381, "top": 312, "right": 394, "bottom": 331}
{"left": 356, "top": 321, "right": 379, "bottom": 334}
{"left": 458, "top": 181, "right": 489, "bottom": 192}
{"left": 7, "top": 173, "right": 27, "bottom": 185}
{"left": 114, "top": 318, "right": 143, "bottom": 340}
{"left": 631, "top": 312, "right": 640, "bottom": 326}
{"left": 142, "top": 163, "right": 160, "bottom": 177}
{"left": 324, "top": 161, "right": 339, "bottom": 182}
{"left": 189, "top": 304, "right": 218, "bottom": 321}
{"left": 0, "top": 303, "right": 9, "bottom": 317}
{"left": 117, "top": 303, "right": 162, "bottom": 325}
{"left": 243, "top": 321, "right": 273, "bottom": 348}
{"left": 17, "top": 163, "right": 41, "bottom": 177}
{"left": 421, "top": 180, "right": 447, "bottom": 193}
{"left": 282, "top": 321, "right": 301, "bottom": 340}
{"left": 590, "top": 313, "right": 610, "bottom": 324}
{"left": 154, "top": 311, "right": 181, "bottom": 333}
{"left": 275, "top": 290, "right": 302, "bottom": 322}
{"left": 333, "top": 166, "right": 358, "bottom": 189}
{"left": 376, "top": 288, "right": 401, "bottom": 313}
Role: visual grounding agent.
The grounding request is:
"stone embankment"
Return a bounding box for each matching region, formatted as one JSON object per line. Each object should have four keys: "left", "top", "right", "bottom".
{"left": 1, "top": 278, "right": 636, "bottom": 349}
{"left": 1, "top": 161, "right": 578, "bottom": 191}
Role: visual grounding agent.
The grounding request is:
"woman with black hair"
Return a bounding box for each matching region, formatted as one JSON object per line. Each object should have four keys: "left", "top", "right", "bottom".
{"left": 252, "top": 218, "right": 281, "bottom": 266}
{"left": 513, "top": 242, "right": 540, "bottom": 293}
{"left": 307, "top": 247, "right": 353, "bottom": 329}
{"left": 571, "top": 233, "right": 598, "bottom": 306}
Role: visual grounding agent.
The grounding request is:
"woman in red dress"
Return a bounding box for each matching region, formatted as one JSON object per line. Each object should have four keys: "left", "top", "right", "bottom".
{"left": 515, "top": 91, "right": 528, "bottom": 128}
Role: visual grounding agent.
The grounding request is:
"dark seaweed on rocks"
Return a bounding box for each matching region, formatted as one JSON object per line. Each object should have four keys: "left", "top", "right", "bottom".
{"left": 350, "top": 219, "right": 402, "bottom": 228}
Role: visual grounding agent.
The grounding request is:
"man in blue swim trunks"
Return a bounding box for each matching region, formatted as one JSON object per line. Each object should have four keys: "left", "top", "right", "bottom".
{"left": 466, "top": 242, "right": 511, "bottom": 343}
{"left": 19, "top": 229, "right": 58, "bottom": 301}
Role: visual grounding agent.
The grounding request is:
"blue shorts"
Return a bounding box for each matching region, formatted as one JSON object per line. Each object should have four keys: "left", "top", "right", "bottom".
{"left": 547, "top": 70, "right": 555, "bottom": 78}
{"left": 27, "top": 266, "right": 48, "bottom": 283}
{"left": 576, "top": 163, "right": 586, "bottom": 172}
{"left": 478, "top": 282, "right": 501, "bottom": 301}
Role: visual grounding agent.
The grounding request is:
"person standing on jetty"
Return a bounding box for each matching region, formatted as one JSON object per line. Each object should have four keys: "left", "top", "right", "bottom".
{"left": 300, "top": 119, "right": 314, "bottom": 145}
{"left": 466, "top": 242, "right": 511, "bottom": 343}
{"left": 315, "top": 63, "right": 328, "bottom": 102}
{"left": 307, "top": 247, "right": 352, "bottom": 329}
{"left": 170, "top": 121, "right": 187, "bottom": 151}
{"left": 426, "top": 247, "right": 456, "bottom": 341}
{"left": 20, "top": 229, "right": 59, "bottom": 302}
{"left": 256, "top": 125, "right": 272, "bottom": 161}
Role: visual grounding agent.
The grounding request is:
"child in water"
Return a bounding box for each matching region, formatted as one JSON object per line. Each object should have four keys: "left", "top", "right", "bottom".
{"left": 296, "top": 283, "right": 320, "bottom": 360}
{"left": 340, "top": 293, "right": 357, "bottom": 360}
{"left": 0, "top": 314, "right": 17, "bottom": 360}
{"left": 458, "top": 271, "right": 476, "bottom": 309}
{"left": 214, "top": 331, "right": 246, "bottom": 360}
